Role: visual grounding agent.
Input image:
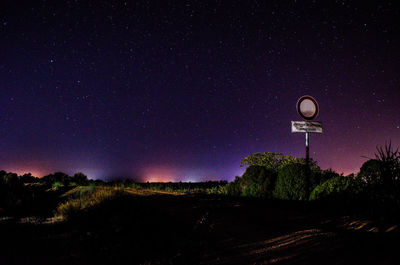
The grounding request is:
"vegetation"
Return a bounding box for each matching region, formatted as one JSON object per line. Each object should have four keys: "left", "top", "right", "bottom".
{"left": 356, "top": 142, "right": 400, "bottom": 217}
{"left": 224, "top": 165, "right": 276, "bottom": 198}
{"left": 1, "top": 144, "right": 400, "bottom": 264}
{"left": 56, "top": 186, "right": 123, "bottom": 220}
{"left": 1, "top": 146, "right": 400, "bottom": 265}
{"left": 41, "top": 172, "right": 90, "bottom": 187}
{"left": 273, "top": 163, "right": 311, "bottom": 200}
{"left": 240, "top": 152, "right": 316, "bottom": 169}
{"left": 1, "top": 143, "right": 400, "bottom": 221}
{"left": 227, "top": 154, "right": 325, "bottom": 199}
{"left": 309, "top": 175, "right": 364, "bottom": 201}
{"left": 0, "top": 171, "right": 26, "bottom": 210}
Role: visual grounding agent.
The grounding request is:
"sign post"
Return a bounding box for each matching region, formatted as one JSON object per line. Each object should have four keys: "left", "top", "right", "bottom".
{"left": 292, "top": 95, "right": 322, "bottom": 166}
{"left": 306, "top": 131, "right": 309, "bottom": 166}
{"left": 292, "top": 95, "right": 322, "bottom": 196}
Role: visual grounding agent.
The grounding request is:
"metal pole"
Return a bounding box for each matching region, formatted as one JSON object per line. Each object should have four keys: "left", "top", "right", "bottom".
{"left": 305, "top": 132, "right": 309, "bottom": 166}
{"left": 305, "top": 131, "right": 310, "bottom": 197}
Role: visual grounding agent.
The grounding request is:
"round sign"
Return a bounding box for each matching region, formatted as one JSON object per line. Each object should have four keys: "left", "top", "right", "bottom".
{"left": 296, "top": 95, "right": 319, "bottom": 120}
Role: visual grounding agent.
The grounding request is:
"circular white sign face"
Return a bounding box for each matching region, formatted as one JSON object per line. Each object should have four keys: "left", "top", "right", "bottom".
{"left": 297, "top": 96, "right": 319, "bottom": 120}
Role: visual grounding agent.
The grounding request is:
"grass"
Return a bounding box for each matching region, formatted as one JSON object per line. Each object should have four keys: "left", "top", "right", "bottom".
{"left": 55, "top": 185, "right": 184, "bottom": 220}
{"left": 1, "top": 184, "right": 400, "bottom": 264}
{"left": 55, "top": 186, "right": 123, "bottom": 220}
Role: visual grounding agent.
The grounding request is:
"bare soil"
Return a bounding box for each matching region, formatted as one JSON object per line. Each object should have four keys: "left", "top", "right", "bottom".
{"left": 0, "top": 193, "right": 399, "bottom": 265}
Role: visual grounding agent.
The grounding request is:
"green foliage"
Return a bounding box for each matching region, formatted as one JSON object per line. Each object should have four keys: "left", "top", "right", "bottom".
{"left": 206, "top": 185, "right": 227, "bottom": 195}
{"left": 319, "top": 168, "right": 340, "bottom": 183}
{"left": 225, "top": 176, "right": 242, "bottom": 196}
{"left": 52, "top": 181, "right": 63, "bottom": 189}
{"left": 233, "top": 152, "right": 322, "bottom": 199}
{"left": 273, "top": 163, "right": 313, "bottom": 200}
{"left": 240, "top": 165, "right": 276, "bottom": 198}
{"left": 124, "top": 181, "right": 227, "bottom": 194}
{"left": 309, "top": 176, "right": 364, "bottom": 201}
{"left": 224, "top": 166, "right": 276, "bottom": 197}
{"left": 240, "top": 152, "right": 316, "bottom": 170}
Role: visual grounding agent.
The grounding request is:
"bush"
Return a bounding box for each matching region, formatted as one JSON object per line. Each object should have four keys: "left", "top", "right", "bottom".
{"left": 224, "top": 166, "right": 276, "bottom": 198}
{"left": 206, "top": 185, "right": 227, "bottom": 195}
{"left": 240, "top": 165, "right": 276, "bottom": 198}
{"left": 358, "top": 159, "right": 383, "bottom": 185}
{"left": 52, "top": 181, "right": 63, "bottom": 189}
{"left": 225, "top": 177, "right": 242, "bottom": 196}
{"left": 357, "top": 143, "right": 400, "bottom": 216}
{"left": 319, "top": 168, "right": 340, "bottom": 183}
{"left": 273, "top": 163, "right": 313, "bottom": 200}
{"left": 309, "top": 176, "right": 364, "bottom": 201}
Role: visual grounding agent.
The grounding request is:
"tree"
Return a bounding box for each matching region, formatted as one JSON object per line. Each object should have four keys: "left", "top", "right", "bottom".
{"left": 73, "top": 172, "right": 89, "bottom": 185}
{"left": 20, "top": 173, "right": 38, "bottom": 183}
{"left": 42, "top": 172, "right": 70, "bottom": 186}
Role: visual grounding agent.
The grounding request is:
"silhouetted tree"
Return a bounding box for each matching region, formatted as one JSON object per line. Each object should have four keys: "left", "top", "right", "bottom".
{"left": 42, "top": 172, "right": 70, "bottom": 186}
{"left": 73, "top": 172, "right": 89, "bottom": 185}
{"left": 20, "top": 173, "right": 38, "bottom": 183}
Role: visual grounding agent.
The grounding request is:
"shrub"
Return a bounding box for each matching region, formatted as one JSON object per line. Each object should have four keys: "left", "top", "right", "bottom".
{"left": 319, "top": 168, "right": 340, "bottom": 183}
{"left": 240, "top": 165, "right": 276, "bottom": 198}
{"left": 273, "top": 163, "right": 313, "bottom": 200}
{"left": 206, "top": 185, "right": 227, "bottom": 195}
{"left": 356, "top": 142, "right": 400, "bottom": 217}
{"left": 52, "top": 181, "right": 63, "bottom": 189}
{"left": 358, "top": 159, "right": 383, "bottom": 185}
{"left": 224, "top": 166, "right": 277, "bottom": 198}
{"left": 226, "top": 176, "right": 242, "bottom": 196}
{"left": 309, "top": 176, "right": 365, "bottom": 201}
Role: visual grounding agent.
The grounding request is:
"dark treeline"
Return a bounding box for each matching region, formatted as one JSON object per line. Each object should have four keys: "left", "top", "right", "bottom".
{"left": 0, "top": 170, "right": 226, "bottom": 213}
{"left": 1, "top": 142, "right": 400, "bottom": 221}
{"left": 119, "top": 179, "right": 228, "bottom": 193}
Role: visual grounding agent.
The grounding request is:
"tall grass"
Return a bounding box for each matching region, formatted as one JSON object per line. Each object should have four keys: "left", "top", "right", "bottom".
{"left": 55, "top": 186, "right": 123, "bottom": 220}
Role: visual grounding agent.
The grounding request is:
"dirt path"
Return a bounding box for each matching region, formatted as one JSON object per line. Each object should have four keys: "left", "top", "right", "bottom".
{"left": 0, "top": 195, "right": 399, "bottom": 265}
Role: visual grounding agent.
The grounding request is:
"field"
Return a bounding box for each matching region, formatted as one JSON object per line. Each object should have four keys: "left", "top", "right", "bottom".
{"left": 0, "top": 185, "right": 399, "bottom": 265}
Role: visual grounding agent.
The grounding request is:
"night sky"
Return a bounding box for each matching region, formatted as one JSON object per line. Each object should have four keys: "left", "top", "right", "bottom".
{"left": 0, "top": 1, "right": 399, "bottom": 181}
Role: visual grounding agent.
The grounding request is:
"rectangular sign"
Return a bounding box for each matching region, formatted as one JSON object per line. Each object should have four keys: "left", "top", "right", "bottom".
{"left": 291, "top": 121, "right": 323, "bottom": 133}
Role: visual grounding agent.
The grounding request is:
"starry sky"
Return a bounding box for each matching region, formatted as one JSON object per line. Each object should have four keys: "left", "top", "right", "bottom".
{"left": 0, "top": 1, "right": 399, "bottom": 181}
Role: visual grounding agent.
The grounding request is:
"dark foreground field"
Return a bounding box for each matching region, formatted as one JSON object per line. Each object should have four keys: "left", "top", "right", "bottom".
{"left": 1, "top": 192, "right": 399, "bottom": 265}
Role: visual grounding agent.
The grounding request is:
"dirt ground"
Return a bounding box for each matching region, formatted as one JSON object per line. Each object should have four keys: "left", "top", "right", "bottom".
{"left": 0, "top": 194, "right": 399, "bottom": 265}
